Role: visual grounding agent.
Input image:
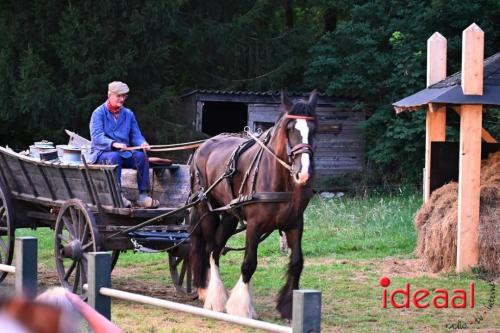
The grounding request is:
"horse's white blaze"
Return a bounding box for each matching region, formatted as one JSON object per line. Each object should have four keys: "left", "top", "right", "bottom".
{"left": 225, "top": 275, "right": 257, "bottom": 319}
{"left": 295, "top": 119, "right": 310, "bottom": 182}
{"left": 203, "top": 254, "right": 228, "bottom": 312}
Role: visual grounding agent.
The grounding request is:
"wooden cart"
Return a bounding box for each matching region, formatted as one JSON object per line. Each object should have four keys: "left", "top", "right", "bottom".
{"left": 0, "top": 146, "right": 194, "bottom": 297}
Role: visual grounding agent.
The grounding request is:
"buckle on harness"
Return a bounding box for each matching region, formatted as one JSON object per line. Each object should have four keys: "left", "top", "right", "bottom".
{"left": 197, "top": 188, "right": 207, "bottom": 201}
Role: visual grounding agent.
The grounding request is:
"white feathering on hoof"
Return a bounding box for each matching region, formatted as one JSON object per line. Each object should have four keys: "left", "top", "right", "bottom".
{"left": 225, "top": 275, "right": 257, "bottom": 319}
{"left": 203, "top": 254, "right": 228, "bottom": 312}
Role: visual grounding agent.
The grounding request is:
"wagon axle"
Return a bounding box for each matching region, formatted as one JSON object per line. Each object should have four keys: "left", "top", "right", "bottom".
{"left": 62, "top": 240, "right": 83, "bottom": 261}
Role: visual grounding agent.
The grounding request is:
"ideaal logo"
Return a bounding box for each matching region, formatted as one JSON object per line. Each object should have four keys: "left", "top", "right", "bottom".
{"left": 379, "top": 275, "right": 496, "bottom": 330}
{"left": 379, "top": 276, "right": 474, "bottom": 309}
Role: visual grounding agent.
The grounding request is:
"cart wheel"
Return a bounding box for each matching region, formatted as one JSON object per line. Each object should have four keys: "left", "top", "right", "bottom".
{"left": 111, "top": 250, "right": 120, "bottom": 272}
{"left": 0, "top": 182, "right": 14, "bottom": 283}
{"left": 55, "top": 199, "right": 100, "bottom": 297}
{"left": 168, "top": 245, "right": 196, "bottom": 299}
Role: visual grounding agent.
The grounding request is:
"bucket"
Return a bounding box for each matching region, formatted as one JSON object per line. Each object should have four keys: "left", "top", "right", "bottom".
{"left": 58, "top": 145, "right": 82, "bottom": 163}
{"left": 29, "top": 142, "right": 55, "bottom": 158}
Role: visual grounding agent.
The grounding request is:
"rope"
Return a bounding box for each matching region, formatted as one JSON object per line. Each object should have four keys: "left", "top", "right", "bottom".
{"left": 150, "top": 139, "right": 207, "bottom": 148}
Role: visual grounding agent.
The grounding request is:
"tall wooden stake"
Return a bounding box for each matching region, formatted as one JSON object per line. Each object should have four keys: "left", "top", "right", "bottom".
{"left": 424, "top": 32, "right": 447, "bottom": 201}
{"left": 457, "top": 23, "right": 484, "bottom": 272}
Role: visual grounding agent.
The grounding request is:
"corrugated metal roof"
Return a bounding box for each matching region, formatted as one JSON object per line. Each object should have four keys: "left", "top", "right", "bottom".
{"left": 394, "top": 52, "right": 500, "bottom": 112}
{"left": 179, "top": 89, "right": 329, "bottom": 99}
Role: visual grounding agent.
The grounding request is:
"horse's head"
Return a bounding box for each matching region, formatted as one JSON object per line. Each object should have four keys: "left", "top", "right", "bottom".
{"left": 280, "top": 90, "right": 317, "bottom": 186}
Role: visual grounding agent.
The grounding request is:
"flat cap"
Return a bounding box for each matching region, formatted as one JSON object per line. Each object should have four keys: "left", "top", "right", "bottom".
{"left": 108, "top": 81, "right": 129, "bottom": 95}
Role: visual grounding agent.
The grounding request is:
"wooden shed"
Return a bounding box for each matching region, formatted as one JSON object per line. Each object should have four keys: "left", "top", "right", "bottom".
{"left": 177, "top": 90, "right": 365, "bottom": 186}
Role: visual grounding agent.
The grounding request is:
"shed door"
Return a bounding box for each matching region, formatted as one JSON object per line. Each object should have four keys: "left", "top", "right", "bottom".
{"left": 201, "top": 102, "right": 247, "bottom": 136}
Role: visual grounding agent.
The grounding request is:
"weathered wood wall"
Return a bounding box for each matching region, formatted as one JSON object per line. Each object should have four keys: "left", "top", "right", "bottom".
{"left": 248, "top": 103, "right": 364, "bottom": 183}
{"left": 178, "top": 91, "right": 365, "bottom": 188}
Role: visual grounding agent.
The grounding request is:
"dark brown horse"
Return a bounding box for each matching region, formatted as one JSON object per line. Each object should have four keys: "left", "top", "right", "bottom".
{"left": 189, "top": 91, "right": 317, "bottom": 319}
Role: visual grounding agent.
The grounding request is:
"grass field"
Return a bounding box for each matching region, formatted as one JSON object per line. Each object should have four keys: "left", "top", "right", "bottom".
{"left": 4, "top": 192, "right": 499, "bottom": 332}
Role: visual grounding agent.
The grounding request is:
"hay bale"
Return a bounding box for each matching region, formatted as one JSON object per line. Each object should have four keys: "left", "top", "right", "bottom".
{"left": 415, "top": 152, "right": 500, "bottom": 273}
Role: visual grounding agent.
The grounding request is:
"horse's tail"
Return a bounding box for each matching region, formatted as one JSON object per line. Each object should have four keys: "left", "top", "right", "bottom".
{"left": 189, "top": 205, "right": 209, "bottom": 289}
{"left": 189, "top": 152, "right": 209, "bottom": 289}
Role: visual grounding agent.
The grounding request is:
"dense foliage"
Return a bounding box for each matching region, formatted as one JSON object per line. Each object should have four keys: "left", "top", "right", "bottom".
{"left": 0, "top": 0, "right": 499, "bottom": 182}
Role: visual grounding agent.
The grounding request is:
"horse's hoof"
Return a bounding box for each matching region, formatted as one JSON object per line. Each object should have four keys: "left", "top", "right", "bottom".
{"left": 276, "top": 295, "right": 293, "bottom": 320}
{"left": 226, "top": 301, "right": 257, "bottom": 319}
{"left": 226, "top": 276, "right": 257, "bottom": 319}
{"left": 204, "top": 298, "right": 227, "bottom": 312}
{"left": 197, "top": 288, "right": 207, "bottom": 303}
{"left": 203, "top": 254, "right": 228, "bottom": 312}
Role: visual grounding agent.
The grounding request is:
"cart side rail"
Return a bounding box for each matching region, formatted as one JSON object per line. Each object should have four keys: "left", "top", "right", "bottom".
{"left": 0, "top": 146, "right": 121, "bottom": 208}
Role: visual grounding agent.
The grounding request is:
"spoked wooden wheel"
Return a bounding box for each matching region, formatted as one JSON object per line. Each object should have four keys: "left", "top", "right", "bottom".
{"left": 55, "top": 199, "right": 100, "bottom": 297}
{"left": 0, "top": 182, "right": 14, "bottom": 283}
{"left": 168, "top": 244, "right": 196, "bottom": 299}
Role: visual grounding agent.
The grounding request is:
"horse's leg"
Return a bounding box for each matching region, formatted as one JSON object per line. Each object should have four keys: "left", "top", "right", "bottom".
{"left": 226, "top": 223, "right": 260, "bottom": 318}
{"left": 189, "top": 204, "right": 208, "bottom": 300}
{"left": 189, "top": 203, "right": 217, "bottom": 303}
{"left": 203, "top": 213, "right": 235, "bottom": 312}
{"left": 212, "top": 214, "right": 238, "bottom": 265}
{"left": 276, "top": 220, "right": 304, "bottom": 319}
{"left": 279, "top": 231, "right": 289, "bottom": 253}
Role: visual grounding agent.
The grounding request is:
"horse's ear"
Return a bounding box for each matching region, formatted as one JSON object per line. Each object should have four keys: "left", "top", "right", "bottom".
{"left": 281, "top": 90, "right": 292, "bottom": 111}
{"left": 308, "top": 89, "right": 318, "bottom": 110}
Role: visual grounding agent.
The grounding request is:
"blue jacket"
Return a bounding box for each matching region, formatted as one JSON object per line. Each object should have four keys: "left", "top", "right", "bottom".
{"left": 89, "top": 102, "right": 147, "bottom": 163}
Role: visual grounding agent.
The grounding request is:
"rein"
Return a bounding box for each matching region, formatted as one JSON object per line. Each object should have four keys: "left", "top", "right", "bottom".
{"left": 120, "top": 139, "right": 206, "bottom": 152}
{"left": 244, "top": 127, "right": 292, "bottom": 172}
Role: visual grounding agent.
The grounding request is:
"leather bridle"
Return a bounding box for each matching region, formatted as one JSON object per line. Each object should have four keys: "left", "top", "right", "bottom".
{"left": 243, "top": 113, "right": 316, "bottom": 175}
{"left": 284, "top": 114, "right": 315, "bottom": 165}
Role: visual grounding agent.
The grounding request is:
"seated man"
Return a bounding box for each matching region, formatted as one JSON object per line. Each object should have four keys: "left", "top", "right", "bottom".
{"left": 89, "top": 81, "right": 159, "bottom": 208}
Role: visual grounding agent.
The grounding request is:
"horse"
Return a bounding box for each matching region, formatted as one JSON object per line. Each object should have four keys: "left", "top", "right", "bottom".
{"left": 188, "top": 90, "right": 317, "bottom": 319}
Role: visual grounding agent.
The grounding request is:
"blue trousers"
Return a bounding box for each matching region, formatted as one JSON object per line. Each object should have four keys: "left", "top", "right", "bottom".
{"left": 96, "top": 151, "right": 150, "bottom": 193}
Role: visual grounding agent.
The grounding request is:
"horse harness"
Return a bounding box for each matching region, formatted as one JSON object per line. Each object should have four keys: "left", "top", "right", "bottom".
{"left": 194, "top": 113, "right": 315, "bottom": 219}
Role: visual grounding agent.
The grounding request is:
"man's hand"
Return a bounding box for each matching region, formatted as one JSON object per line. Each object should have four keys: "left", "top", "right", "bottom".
{"left": 141, "top": 142, "right": 151, "bottom": 151}
{"left": 112, "top": 142, "right": 127, "bottom": 150}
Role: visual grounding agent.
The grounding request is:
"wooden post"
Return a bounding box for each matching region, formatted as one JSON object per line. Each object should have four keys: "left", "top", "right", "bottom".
{"left": 452, "top": 106, "right": 497, "bottom": 143}
{"left": 426, "top": 32, "right": 447, "bottom": 87}
{"left": 457, "top": 23, "right": 484, "bottom": 272}
{"left": 15, "top": 237, "right": 37, "bottom": 299}
{"left": 292, "top": 290, "right": 321, "bottom": 333}
{"left": 424, "top": 32, "right": 447, "bottom": 201}
{"left": 461, "top": 24, "right": 484, "bottom": 95}
{"left": 87, "top": 252, "right": 112, "bottom": 319}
